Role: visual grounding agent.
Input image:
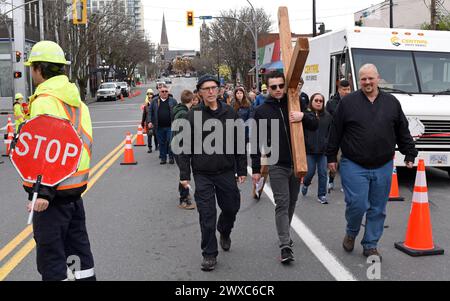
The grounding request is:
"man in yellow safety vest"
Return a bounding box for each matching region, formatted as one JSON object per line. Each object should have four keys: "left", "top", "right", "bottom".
{"left": 23, "top": 40, "right": 96, "bottom": 281}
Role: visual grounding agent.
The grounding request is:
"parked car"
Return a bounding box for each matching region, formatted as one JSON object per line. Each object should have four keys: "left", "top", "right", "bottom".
{"left": 96, "top": 83, "right": 121, "bottom": 101}
{"left": 164, "top": 77, "right": 172, "bottom": 84}
{"left": 117, "top": 82, "right": 130, "bottom": 97}
{"left": 156, "top": 79, "right": 165, "bottom": 89}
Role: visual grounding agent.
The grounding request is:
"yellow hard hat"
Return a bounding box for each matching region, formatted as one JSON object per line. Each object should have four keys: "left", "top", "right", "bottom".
{"left": 24, "top": 40, "right": 69, "bottom": 66}
{"left": 147, "top": 88, "right": 154, "bottom": 94}
{"left": 261, "top": 84, "right": 267, "bottom": 90}
{"left": 15, "top": 93, "right": 24, "bottom": 100}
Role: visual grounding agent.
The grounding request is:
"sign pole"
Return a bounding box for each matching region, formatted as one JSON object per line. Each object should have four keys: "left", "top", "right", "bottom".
{"left": 27, "top": 175, "right": 42, "bottom": 225}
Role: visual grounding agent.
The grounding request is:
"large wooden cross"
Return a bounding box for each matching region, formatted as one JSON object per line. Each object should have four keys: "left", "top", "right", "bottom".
{"left": 278, "top": 7, "right": 310, "bottom": 178}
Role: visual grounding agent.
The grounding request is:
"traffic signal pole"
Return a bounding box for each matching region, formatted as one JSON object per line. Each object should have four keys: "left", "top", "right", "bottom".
{"left": 12, "top": 0, "right": 26, "bottom": 96}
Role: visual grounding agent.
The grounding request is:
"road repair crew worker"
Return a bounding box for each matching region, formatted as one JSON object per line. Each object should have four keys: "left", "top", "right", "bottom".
{"left": 22, "top": 40, "right": 96, "bottom": 281}
{"left": 13, "top": 93, "right": 25, "bottom": 132}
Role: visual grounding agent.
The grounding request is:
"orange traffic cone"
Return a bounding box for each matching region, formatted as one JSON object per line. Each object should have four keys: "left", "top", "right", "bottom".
{"left": 389, "top": 165, "right": 404, "bottom": 201}
{"left": 2, "top": 119, "right": 14, "bottom": 157}
{"left": 134, "top": 125, "right": 146, "bottom": 147}
{"left": 395, "top": 159, "right": 444, "bottom": 256}
{"left": 6, "top": 116, "right": 13, "bottom": 133}
{"left": 120, "top": 132, "right": 137, "bottom": 165}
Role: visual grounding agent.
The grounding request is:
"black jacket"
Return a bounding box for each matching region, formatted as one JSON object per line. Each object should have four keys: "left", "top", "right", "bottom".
{"left": 251, "top": 94, "right": 319, "bottom": 174}
{"left": 304, "top": 110, "right": 333, "bottom": 155}
{"left": 300, "top": 92, "right": 309, "bottom": 112}
{"left": 178, "top": 101, "right": 247, "bottom": 181}
{"left": 327, "top": 89, "right": 418, "bottom": 168}
{"left": 325, "top": 93, "right": 341, "bottom": 117}
{"left": 148, "top": 96, "right": 178, "bottom": 128}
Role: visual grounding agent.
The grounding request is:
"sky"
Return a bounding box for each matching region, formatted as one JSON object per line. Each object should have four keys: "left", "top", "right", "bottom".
{"left": 142, "top": 0, "right": 385, "bottom": 51}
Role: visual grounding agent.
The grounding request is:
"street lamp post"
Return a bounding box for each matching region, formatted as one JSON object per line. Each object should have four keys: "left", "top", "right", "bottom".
{"left": 246, "top": 0, "right": 259, "bottom": 92}
{"left": 200, "top": 15, "right": 258, "bottom": 91}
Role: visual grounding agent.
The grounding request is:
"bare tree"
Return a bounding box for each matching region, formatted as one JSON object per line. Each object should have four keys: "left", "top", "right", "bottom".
{"left": 208, "top": 7, "right": 272, "bottom": 87}
{"left": 41, "top": 0, "right": 155, "bottom": 99}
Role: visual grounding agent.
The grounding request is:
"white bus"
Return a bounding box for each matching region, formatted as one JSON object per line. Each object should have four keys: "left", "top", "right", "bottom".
{"left": 302, "top": 26, "right": 450, "bottom": 176}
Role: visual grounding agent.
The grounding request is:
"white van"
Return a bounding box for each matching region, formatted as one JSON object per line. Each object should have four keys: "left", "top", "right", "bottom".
{"left": 302, "top": 27, "right": 450, "bottom": 175}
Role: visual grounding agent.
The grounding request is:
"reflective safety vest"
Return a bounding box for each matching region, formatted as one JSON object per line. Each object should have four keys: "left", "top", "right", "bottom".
{"left": 13, "top": 102, "right": 25, "bottom": 132}
{"left": 23, "top": 94, "right": 92, "bottom": 191}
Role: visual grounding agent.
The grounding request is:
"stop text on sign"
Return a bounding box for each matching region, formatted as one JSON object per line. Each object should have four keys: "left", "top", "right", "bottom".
{"left": 15, "top": 133, "right": 79, "bottom": 165}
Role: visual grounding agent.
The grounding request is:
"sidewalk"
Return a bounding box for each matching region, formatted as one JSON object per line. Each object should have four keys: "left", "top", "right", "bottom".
{"left": 85, "top": 94, "right": 97, "bottom": 105}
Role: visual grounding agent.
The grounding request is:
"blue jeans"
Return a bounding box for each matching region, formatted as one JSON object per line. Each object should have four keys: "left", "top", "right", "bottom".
{"left": 157, "top": 127, "right": 173, "bottom": 160}
{"left": 303, "top": 154, "right": 327, "bottom": 197}
{"left": 340, "top": 157, "right": 393, "bottom": 249}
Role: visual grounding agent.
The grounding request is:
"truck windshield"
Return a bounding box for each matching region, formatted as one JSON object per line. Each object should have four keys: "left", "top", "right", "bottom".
{"left": 100, "top": 84, "right": 115, "bottom": 89}
{"left": 415, "top": 52, "right": 450, "bottom": 93}
{"left": 352, "top": 49, "right": 450, "bottom": 94}
{"left": 352, "top": 48, "right": 419, "bottom": 93}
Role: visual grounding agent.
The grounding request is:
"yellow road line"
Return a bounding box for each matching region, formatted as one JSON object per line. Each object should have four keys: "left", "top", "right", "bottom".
{"left": 86, "top": 136, "right": 136, "bottom": 192}
{"left": 0, "top": 226, "right": 33, "bottom": 262}
{"left": 89, "top": 139, "right": 126, "bottom": 177}
{"left": 0, "top": 136, "right": 135, "bottom": 279}
{"left": 0, "top": 239, "right": 36, "bottom": 281}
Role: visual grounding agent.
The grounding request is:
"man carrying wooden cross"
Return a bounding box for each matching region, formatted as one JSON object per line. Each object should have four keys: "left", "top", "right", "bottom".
{"left": 251, "top": 71, "right": 318, "bottom": 263}
{"left": 251, "top": 7, "right": 318, "bottom": 264}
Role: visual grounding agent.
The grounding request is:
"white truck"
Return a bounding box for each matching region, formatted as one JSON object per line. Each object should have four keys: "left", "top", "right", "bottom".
{"left": 302, "top": 26, "right": 450, "bottom": 176}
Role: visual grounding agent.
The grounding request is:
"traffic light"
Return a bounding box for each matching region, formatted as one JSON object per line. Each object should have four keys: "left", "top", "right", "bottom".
{"left": 14, "top": 71, "right": 22, "bottom": 78}
{"left": 318, "top": 23, "right": 325, "bottom": 35}
{"left": 15, "top": 51, "right": 22, "bottom": 63}
{"left": 72, "top": 0, "right": 87, "bottom": 25}
{"left": 187, "top": 11, "right": 194, "bottom": 27}
{"left": 252, "top": 51, "right": 256, "bottom": 60}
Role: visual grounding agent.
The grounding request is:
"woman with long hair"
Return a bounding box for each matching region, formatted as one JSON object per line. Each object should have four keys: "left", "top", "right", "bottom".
{"left": 232, "top": 87, "right": 253, "bottom": 143}
{"left": 301, "top": 93, "right": 333, "bottom": 204}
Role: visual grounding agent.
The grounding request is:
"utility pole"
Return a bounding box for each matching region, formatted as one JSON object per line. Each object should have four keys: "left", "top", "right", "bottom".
{"left": 312, "top": 0, "right": 317, "bottom": 37}
{"left": 389, "top": 0, "right": 394, "bottom": 28}
{"left": 39, "top": 0, "right": 44, "bottom": 40}
{"left": 431, "top": 0, "right": 437, "bottom": 30}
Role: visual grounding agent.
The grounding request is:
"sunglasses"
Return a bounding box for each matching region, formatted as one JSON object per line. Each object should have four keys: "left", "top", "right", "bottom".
{"left": 200, "top": 86, "right": 219, "bottom": 92}
{"left": 269, "top": 84, "right": 285, "bottom": 90}
{"left": 160, "top": 90, "right": 169, "bottom": 93}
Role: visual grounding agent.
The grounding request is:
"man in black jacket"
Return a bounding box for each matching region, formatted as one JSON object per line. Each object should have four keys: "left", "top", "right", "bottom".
{"left": 251, "top": 71, "right": 318, "bottom": 264}
{"left": 148, "top": 84, "right": 177, "bottom": 164}
{"left": 325, "top": 79, "right": 351, "bottom": 191}
{"left": 325, "top": 79, "right": 351, "bottom": 117}
{"left": 178, "top": 75, "right": 247, "bottom": 272}
{"left": 298, "top": 77, "right": 310, "bottom": 112}
{"left": 327, "top": 64, "right": 417, "bottom": 260}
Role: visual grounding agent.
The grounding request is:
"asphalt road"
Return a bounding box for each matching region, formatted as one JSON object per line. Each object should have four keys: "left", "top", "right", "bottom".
{"left": 1, "top": 77, "right": 449, "bottom": 281}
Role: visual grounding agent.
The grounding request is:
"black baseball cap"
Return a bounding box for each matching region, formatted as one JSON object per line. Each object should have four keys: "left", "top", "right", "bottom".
{"left": 196, "top": 74, "right": 220, "bottom": 91}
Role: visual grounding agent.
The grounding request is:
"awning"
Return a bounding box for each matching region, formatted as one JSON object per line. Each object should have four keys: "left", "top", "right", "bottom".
{"left": 261, "top": 60, "right": 283, "bottom": 71}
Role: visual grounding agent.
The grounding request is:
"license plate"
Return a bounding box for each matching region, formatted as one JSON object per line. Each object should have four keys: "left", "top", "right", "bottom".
{"left": 430, "top": 154, "right": 448, "bottom": 165}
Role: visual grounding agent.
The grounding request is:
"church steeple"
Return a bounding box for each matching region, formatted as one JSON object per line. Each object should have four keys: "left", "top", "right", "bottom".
{"left": 160, "top": 13, "right": 169, "bottom": 53}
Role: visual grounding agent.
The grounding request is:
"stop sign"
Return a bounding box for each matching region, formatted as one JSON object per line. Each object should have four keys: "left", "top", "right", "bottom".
{"left": 10, "top": 114, "right": 83, "bottom": 187}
